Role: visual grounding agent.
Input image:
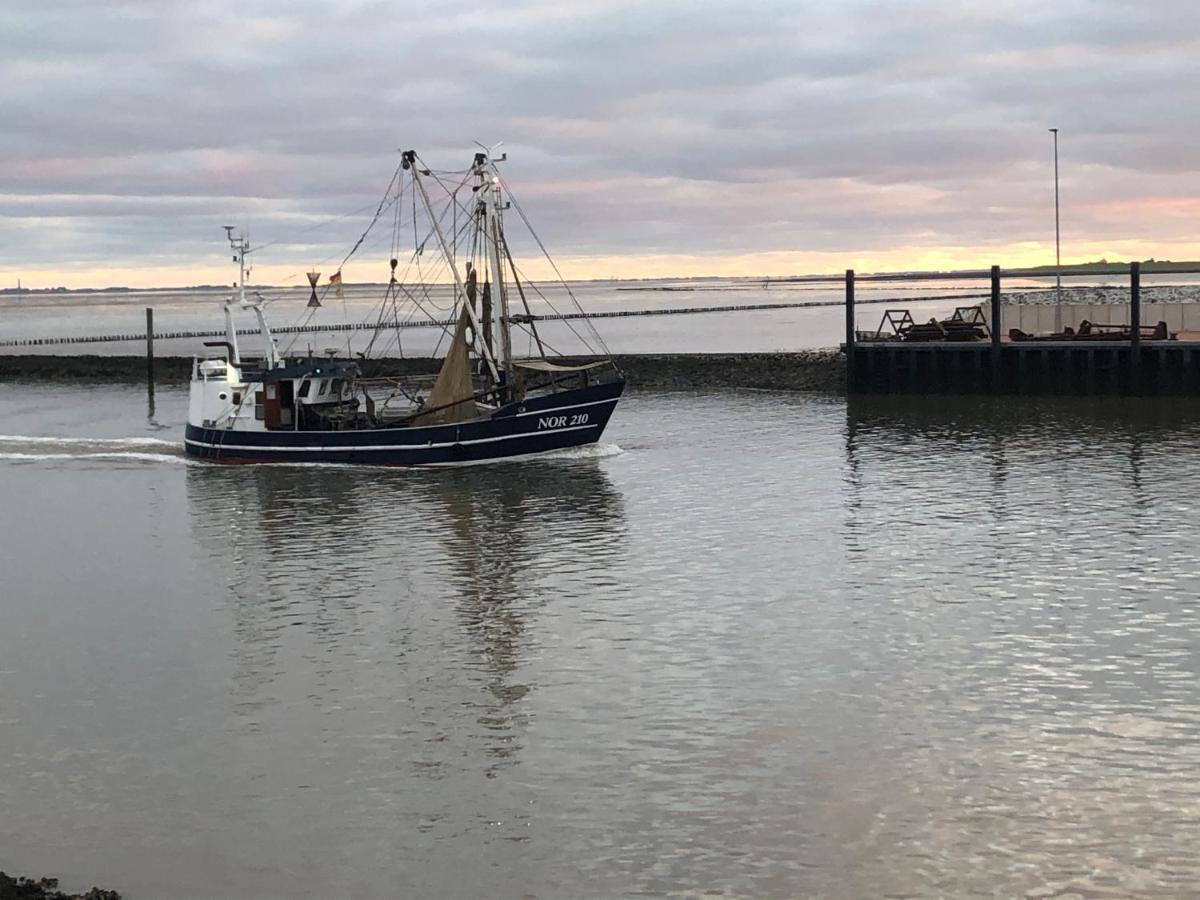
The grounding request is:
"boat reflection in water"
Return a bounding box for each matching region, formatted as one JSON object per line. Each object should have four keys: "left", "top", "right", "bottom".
{"left": 841, "top": 392, "right": 1197, "bottom": 523}
{"left": 184, "top": 458, "right": 625, "bottom": 785}
{"left": 837, "top": 393, "right": 1200, "bottom": 896}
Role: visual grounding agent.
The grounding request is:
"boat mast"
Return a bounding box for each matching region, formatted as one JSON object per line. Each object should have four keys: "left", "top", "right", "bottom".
{"left": 222, "top": 226, "right": 243, "bottom": 365}
{"left": 475, "top": 150, "right": 513, "bottom": 384}
{"left": 225, "top": 226, "right": 280, "bottom": 369}
{"left": 402, "top": 151, "right": 500, "bottom": 384}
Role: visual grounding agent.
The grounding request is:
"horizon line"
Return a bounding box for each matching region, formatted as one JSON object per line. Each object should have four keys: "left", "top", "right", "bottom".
{"left": 4, "top": 259, "right": 1192, "bottom": 295}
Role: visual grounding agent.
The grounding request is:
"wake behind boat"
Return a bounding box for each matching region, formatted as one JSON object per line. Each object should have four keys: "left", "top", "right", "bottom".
{"left": 184, "top": 148, "right": 624, "bottom": 465}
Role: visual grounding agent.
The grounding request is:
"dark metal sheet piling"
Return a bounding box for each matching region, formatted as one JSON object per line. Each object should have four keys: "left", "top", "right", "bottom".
{"left": 845, "top": 269, "right": 856, "bottom": 390}
{"left": 1130, "top": 262, "right": 1142, "bottom": 389}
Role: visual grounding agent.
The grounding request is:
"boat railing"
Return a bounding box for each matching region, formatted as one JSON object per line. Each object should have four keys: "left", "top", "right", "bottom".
{"left": 357, "top": 374, "right": 438, "bottom": 389}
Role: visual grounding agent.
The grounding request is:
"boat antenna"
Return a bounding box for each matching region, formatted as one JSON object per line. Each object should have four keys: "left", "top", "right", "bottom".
{"left": 220, "top": 226, "right": 242, "bottom": 365}
{"left": 223, "top": 225, "right": 280, "bottom": 368}
{"left": 473, "top": 140, "right": 507, "bottom": 162}
{"left": 225, "top": 226, "right": 251, "bottom": 307}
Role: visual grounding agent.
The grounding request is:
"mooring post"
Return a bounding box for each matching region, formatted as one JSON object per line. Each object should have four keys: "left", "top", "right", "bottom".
{"left": 990, "top": 265, "right": 1001, "bottom": 391}
{"left": 146, "top": 307, "right": 155, "bottom": 379}
{"left": 145, "top": 307, "right": 155, "bottom": 400}
{"left": 845, "top": 269, "right": 856, "bottom": 391}
{"left": 1130, "top": 261, "right": 1141, "bottom": 390}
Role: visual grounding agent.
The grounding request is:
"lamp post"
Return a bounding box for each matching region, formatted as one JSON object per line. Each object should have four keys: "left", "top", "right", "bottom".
{"left": 1050, "top": 127, "right": 1062, "bottom": 332}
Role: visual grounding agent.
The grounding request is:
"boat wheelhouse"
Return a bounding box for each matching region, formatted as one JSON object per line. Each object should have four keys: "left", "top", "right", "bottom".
{"left": 185, "top": 148, "right": 624, "bottom": 465}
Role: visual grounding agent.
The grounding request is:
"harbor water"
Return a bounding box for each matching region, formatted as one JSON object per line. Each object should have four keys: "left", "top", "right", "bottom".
{"left": 2, "top": 383, "right": 1199, "bottom": 897}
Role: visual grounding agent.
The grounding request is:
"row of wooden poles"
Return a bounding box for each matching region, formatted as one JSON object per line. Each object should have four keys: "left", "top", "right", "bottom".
{"left": 842, "top": 262, "right": 1147, "bottom": 385}
{"left": 3, "top": 294, "right": 1003, "bottom": 351}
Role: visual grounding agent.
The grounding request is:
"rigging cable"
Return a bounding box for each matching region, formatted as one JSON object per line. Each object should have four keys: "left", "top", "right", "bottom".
{"left": 499, "top": 173, "right": 614, "bottom": 359}
{"left": 245, "top": 199, "right": 385, "bottom": 257}
{"left": 279, "top": 162, "right": 406, "bottom": 357}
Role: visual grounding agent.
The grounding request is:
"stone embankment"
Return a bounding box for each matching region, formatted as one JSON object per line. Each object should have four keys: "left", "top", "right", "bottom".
{"left": 608, "top": 351, "right": 844, "bottom": 391}
{"left": 1004, "top": 285, "right": 1200, "bottom": 305}
{"left": 0, "top": 351, "right": 847, "bottom": 392}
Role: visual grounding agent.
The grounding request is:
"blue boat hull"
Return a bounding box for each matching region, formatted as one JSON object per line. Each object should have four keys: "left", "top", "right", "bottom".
{"left": 184, "top": 380, "right": 624, "bottom": 466}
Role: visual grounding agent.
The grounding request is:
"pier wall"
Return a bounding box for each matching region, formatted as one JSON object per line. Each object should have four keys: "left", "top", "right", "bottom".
{"left": 849, "top": 342, "right": 1200, "bottom": 395}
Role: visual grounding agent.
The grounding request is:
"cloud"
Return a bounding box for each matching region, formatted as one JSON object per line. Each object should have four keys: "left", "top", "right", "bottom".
{"left": 2, "top": 0, "right": 1199, "bottom": 286}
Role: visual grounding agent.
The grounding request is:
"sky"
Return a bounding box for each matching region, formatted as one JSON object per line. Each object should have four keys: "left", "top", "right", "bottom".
{"left": 2, "top": 0, "right": 1199, "bottom": 288}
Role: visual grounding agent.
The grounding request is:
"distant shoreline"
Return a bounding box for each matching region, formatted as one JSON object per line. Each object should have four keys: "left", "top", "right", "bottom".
{"left": 6, "top": 261, "right": 1199, "bottom": 296}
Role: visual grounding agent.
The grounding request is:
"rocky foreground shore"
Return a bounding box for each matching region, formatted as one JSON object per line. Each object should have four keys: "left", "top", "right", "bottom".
{"left": 0, "top": 350, "right": 848, "bottom": 392}
{"left": 0, "top": 873, "right": 119, "bottom": 900}
{"left": 1004, "top": 285, "right": 1200, "bottom": 305}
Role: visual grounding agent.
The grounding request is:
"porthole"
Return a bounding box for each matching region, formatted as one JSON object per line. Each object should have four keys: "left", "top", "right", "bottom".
{"left": 218, "top": 392, "right": 228, "bottom": 401}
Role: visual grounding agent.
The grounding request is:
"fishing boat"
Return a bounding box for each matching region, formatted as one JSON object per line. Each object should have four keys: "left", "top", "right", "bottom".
{"left": 184, "top": 148, "right": 624, "bottom": 465}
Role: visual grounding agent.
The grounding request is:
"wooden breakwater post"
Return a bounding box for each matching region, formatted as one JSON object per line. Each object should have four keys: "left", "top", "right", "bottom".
{"left": 1130, "top": 261, "right": 1141, "bottom": 390}
{"left": 844, "top": 269, "right": 856, "bottom": 390}
{"left": 145, "top": 307, "right": 156, "bottom": 415}
{"left": 989, "top": 265, "right": 1001, "bottom": 392}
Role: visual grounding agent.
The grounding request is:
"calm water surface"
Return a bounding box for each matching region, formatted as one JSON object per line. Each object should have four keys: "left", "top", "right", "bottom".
{"left": 1, "top": 385, "right": 1199, "bottom": 898}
